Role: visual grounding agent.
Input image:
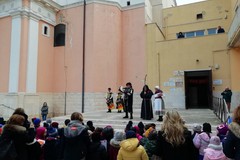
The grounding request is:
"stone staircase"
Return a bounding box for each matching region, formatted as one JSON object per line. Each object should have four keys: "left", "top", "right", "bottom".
{"left": 52, "top": 108, "right": 221, "bottom": 133}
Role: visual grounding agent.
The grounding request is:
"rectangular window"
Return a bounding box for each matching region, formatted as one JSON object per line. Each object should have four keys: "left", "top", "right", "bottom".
{"left": 44, "top": 26, "right": 48, "bottom": 35}
{"left": 196, "top": 13, "right": 203, "bottom": 19}
{"left": 185, "top": 32, "right": 195, "bottom": 38}
{"left": 207, "top": 28, "right": 217, "bottom": 35}
{"left": 196, "top": 30, "right": 204, "bottom": 36}
{"left": 127, "top": 1, "right": 130, "bottom": 6}
{"left": 42, "top": 24, "right": 50, "bottom": 37}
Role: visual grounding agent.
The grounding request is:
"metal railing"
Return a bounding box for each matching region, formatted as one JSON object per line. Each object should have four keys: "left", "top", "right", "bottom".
{"left": 0, "top": 104, "right": 15, "bottom": 111}
{"left": 213, "top": 96, "right": 229, "bottom": 122}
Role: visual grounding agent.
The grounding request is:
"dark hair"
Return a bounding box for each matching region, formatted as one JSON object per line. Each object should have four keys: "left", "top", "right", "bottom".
{"left": 91, "top": 131, "right": 101, "bottom": 142}
{"left": 102, "top": 126, "right": 114, "bottom": 141}
{"left": 108, "top": 88, "right": 111, "bottom": 91}
{"left": 64, "top": 119, "right": 70, "bottom": 126}
{"left": 203, "top": 123, "right": 212, "bottom": 134}
{"left": 126, "top": 82, "right": 132, "bottom": 87}
{"left": 87, "top": 121, "right": 93, "bottom": 127}
{"left": 138, "top": 121, "right": 145, "bottom": 136}
{"left": 143, "top": 85, "right": 149, "bottom": 91}
{"left": 125, "top": 121, "right": 133, "bottom": 132}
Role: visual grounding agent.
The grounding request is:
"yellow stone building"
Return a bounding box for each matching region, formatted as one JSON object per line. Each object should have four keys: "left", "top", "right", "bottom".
{"left": 146, "top": 0, "right": 240, "bottom": 110}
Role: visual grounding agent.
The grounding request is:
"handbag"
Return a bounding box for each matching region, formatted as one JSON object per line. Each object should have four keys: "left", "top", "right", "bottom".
{"left": 0, "top": 138, "right": 18, "bottom": 159}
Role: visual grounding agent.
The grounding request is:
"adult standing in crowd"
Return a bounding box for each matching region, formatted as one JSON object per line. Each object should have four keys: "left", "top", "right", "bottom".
{"left": 221, "top": 87, "right": 232, "bottom": 112}
{"left": 154, "top": 86, "right": 165, "bottom": 121}
{"left": 41, "top": 102, "right": 49, "bottom": 121}
{"left": 140, "top": 85, "right": 153, "bottom": 120}
{"left": 156, "top": 111, "right": 196, "bottom": 160}
{"left": 12, "top": 107, "right": 30, "bottom": 129}
{"left": 0, "top": 114, "right": 41, "bottom": 160}
{"left": 63, "top": 112, "right": 90, "bottom": 160}
{"left": 223, "top": 105, "right": 240, "bottom": 159}
{"left": 123, "top": 82, "right": 134, "bottom": 119}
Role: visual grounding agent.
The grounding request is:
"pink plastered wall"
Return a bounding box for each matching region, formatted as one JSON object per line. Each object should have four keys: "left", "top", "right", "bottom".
{"left": 122, "top": 7, "right": 146, "bottom": 92}
{"left": 54, "top": 6, "right": 84, "bottom": 93}
{"left": 86, "top": 3, "right": 122, "bottom": 92}
{"left": 0, "top": 17, "right": 11, "bottom": 92}
{"left": 37, "top": 21, "right": 55, "bottom": 92}
{"left": 53, "top": 3, "right": 146, "bottom": 93}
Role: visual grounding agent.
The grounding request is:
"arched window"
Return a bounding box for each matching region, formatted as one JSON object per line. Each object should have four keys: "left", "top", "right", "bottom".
{"left": 54, "top": 24, "right": 66, "bottom": 47}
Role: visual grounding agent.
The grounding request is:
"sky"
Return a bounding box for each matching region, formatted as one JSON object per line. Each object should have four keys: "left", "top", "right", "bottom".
{"left": 176, "top": 0, "right": 206, "bottom": 5}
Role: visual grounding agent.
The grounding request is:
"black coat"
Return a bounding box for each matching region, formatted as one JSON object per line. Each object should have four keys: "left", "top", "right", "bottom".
{"left": 124, "top": 88, "right": 134, "bottom": 113}
{"left": 156, "top": 130, "right": 197, "bottom": 160}
{"left": 44, "top": 137, "right": 61, "bottom": 160}
{"left": 223, "top": 122, "right": 240, "bottom": 159}
{"left": 86, "top": 142, "right": 107, "bottom": 160}
{"left": 0, "top": 124, "right": 39, "bottom": 160}
{"left": 140, "top": 90, "right": 153, "bottom": 120}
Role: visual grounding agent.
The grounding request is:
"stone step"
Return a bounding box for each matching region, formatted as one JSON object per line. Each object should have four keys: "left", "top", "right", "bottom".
{"left": 51, "top": 109, "right": 221, "bottom": 133}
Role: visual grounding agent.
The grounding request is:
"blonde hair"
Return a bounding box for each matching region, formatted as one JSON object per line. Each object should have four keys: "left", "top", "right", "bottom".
{"left": 161, "top": 110, "right": 186, "bottom": 146}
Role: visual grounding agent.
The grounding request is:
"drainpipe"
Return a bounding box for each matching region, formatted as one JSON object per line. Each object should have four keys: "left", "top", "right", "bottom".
{"left": 82, "top": 0, "right": 86, "bottom": 113}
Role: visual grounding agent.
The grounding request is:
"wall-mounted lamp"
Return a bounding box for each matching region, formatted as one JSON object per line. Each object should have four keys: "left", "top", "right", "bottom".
{"left": 214, "top": 64, "right": 220, "bottom": 69}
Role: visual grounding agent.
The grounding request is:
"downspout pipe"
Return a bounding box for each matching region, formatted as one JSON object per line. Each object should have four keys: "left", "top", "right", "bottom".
{"left": 82, "top": 0, "right": 86, "bottom": 113}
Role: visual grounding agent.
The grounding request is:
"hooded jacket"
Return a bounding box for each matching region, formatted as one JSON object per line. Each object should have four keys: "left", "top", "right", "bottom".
{"left": 193, "top": 132, "right": 211, "bottom": 155}
{"left": 117, "top": 138, "right": 148, "bottom": 160}
{"left": 63, "top": 120, "right": 90, "bottom": 160}
{"left": 223, "top": 122, "right": 240, "bottom": 159}
{"left": 203, "top": 144, "right": 227, "bottom": 160}
{"left": 109, "top": 138, "right": 122, "bottom": 160}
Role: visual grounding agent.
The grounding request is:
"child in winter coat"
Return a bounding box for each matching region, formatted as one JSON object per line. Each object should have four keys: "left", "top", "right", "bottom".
{"left": 203, "top": 136, "right": 227, "bottom": 160}
{"left": 216, "top": 124, "right": 228, "bottom": 142}
{"left": 109, "top": 131, "right": 125, "bottom": 160}
{"left": 193, "top": 123, "right": 212, "bottom": 160}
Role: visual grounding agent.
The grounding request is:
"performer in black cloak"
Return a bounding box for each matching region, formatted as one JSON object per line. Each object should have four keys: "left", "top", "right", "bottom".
{"left": 140, "top": 85, "right": 153, "bottom": 120}
{"left": 123, "top": 82, "right": 134, "bottom": 119}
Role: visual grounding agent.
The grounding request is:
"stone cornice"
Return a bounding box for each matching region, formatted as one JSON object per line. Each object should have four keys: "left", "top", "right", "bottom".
{"left": 34, "top": 0, "right": 61, "bottom": 12}
{"left": 61, "top": 0, "right": 144, "bottom": 11}
{"left": 9, "top": 7, "right": 41, "bottom": 20}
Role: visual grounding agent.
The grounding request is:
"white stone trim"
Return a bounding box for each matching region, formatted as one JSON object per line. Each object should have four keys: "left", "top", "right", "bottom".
{"left": 26, "top": 18, "right": 39, "bottom": 93}
{"left": 8, "top": 16, "right": 21, "bottom": 93}
{"left": 0, "top": 0, "right": 22, "bottom": 18}
{"left": 30, "top": 1, "right": 57, "bottom": 25}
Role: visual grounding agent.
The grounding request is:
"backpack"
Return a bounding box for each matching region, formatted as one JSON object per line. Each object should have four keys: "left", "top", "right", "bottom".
{"left": 0, "top": 138, "right": 18, "bottom": 159}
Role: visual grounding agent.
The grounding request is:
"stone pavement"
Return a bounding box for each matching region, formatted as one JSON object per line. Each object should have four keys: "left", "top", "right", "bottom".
{"left": 52, "top": 108, "right": 221, "bottom": 133}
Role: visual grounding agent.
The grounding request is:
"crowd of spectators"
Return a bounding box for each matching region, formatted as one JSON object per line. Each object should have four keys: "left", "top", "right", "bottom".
{"left": 0, "top": 106, "right": 240, "bottom": 160}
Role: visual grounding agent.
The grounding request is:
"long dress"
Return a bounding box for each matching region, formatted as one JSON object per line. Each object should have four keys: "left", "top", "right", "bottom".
{"left": 140, "top": 90, "right": 153, "bottom": 120}
{"left": 154, "top": 90, "right": 164, "bottom": 116}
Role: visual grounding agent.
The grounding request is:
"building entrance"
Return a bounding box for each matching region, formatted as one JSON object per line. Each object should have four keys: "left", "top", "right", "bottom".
{"left": 185, "top": 70, "right": 212, "bottom": 109}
